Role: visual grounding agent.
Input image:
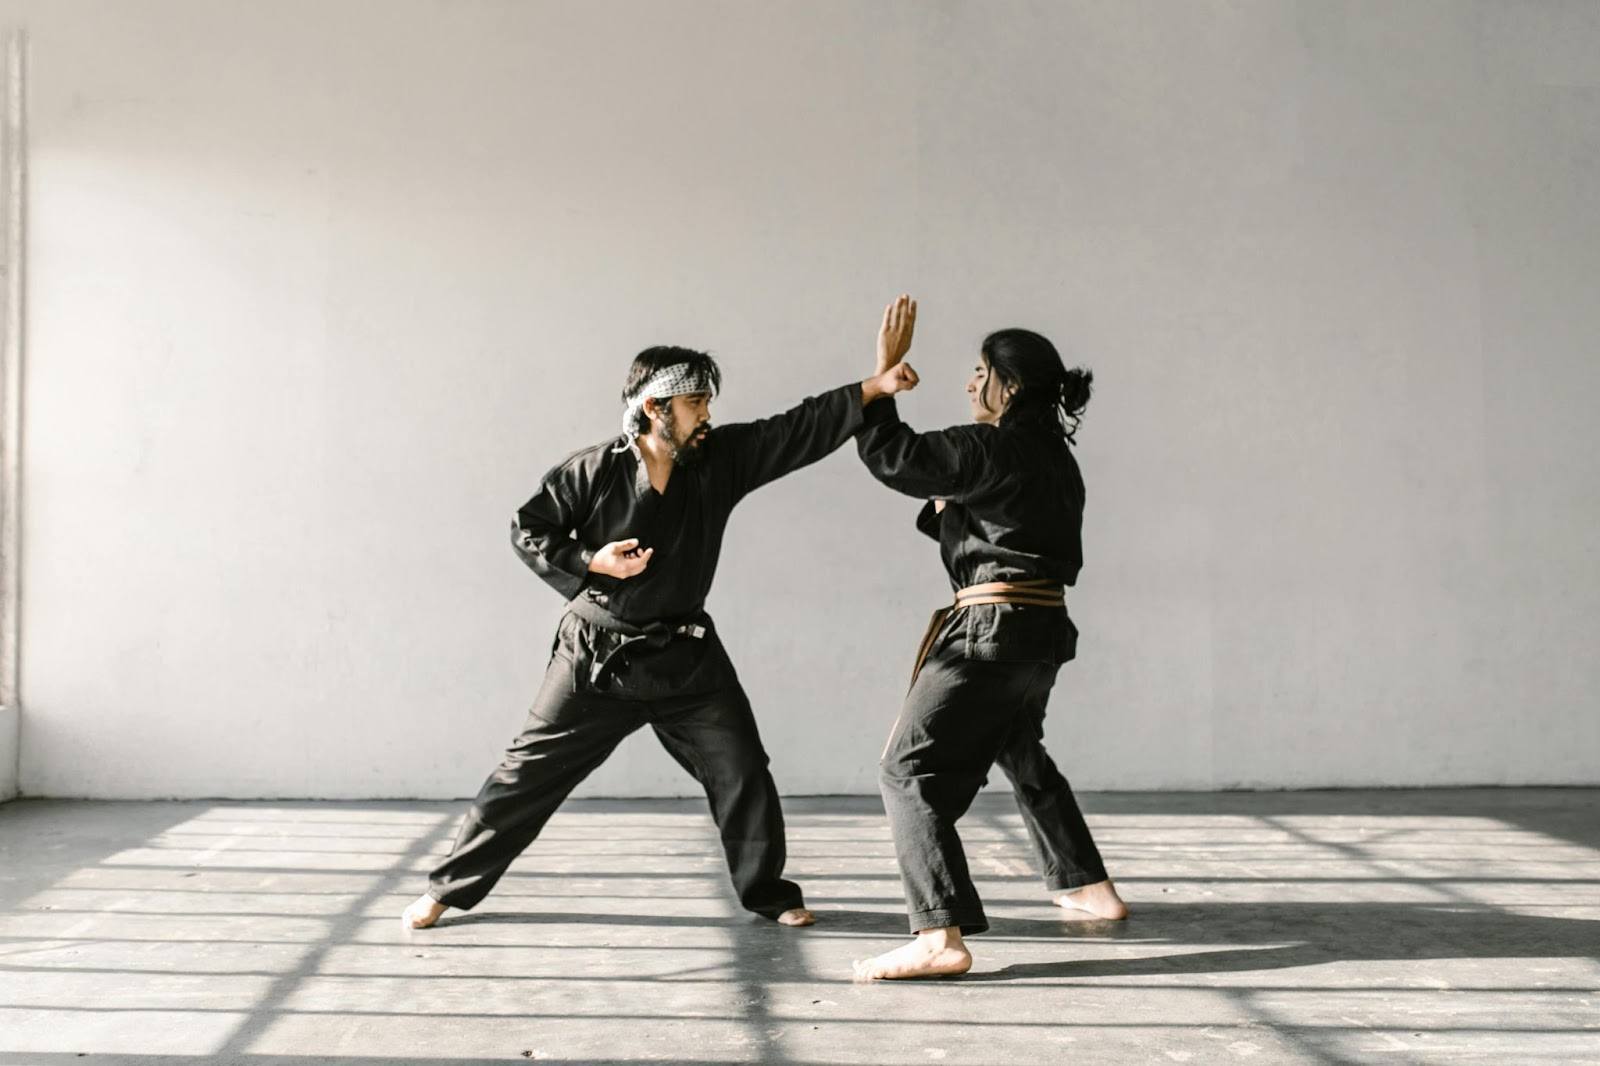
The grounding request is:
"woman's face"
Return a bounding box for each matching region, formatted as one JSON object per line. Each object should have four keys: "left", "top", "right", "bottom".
{"left": 966, "top": 355, "right": 1010, "bottom": 424}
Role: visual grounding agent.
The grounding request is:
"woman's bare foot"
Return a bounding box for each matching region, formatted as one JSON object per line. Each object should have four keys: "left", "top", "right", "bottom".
{"left": 1052, "top": 878, "right": 1128, "bottom": 920}
{"left": 776, "top": 908, "right": 815, "bottom": 927}
{"left": 852, "top": 926, "right": 972, "bottom": 981}
{"left": 401, "top": 895, "right": 448, "bottom": 929}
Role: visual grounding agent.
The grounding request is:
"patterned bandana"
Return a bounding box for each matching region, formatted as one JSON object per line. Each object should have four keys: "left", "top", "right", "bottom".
{"left": 615, "top": 362, "right": 718, "bottom": 449}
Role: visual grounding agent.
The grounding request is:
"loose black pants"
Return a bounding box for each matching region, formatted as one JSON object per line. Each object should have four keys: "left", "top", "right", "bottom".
{"left": 879, "top": 623, "right": 1107, "bottom": 935}
{"left": 427, "top": 626, "right": 804, "bottom": 919}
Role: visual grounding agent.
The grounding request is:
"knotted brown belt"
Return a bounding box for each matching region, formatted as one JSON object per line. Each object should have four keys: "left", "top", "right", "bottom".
{"left": 880, "top": 578, "right": 1066, "bottom": 762}
{"left": 906, "top": 578, "right": 1065, "bottom": 690}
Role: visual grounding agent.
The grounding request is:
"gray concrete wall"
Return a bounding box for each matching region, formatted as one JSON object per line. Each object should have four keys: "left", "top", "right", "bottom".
{"left": 0, "top": 27, "right": 20, "bottom": 803}
{"left": 5, "top": 1, "right": 1598, "bottom": 798}
{"left": 0, "top": 710, "right": 14, "bottom": 800}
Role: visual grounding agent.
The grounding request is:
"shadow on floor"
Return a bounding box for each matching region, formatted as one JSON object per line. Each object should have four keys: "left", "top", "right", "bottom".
{"left": 964, "top": 899, "right": 1600, "bottom": 981}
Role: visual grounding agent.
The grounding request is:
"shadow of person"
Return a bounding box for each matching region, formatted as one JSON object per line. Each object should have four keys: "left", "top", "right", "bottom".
{"left": 440, "top": 909, "right": 735, "bottom": 928}
{"left": 962, "top": 900, "right": 1600, "bottom": 982}
{"left": 436, "top": 905, "right": 914, "bottom": 936}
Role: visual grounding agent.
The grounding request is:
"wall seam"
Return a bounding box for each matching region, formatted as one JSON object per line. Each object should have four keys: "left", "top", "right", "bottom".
{"left": 0, "top": 29, "right": 27, "bottom": 800}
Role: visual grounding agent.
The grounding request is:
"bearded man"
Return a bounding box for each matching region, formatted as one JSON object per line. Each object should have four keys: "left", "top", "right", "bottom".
{"left": 404, "top": 325, "right": 918, "bottom": 930}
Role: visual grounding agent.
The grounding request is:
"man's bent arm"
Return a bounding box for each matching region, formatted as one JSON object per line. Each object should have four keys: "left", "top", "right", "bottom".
{"left": 511, "top": 464, "right": 593, "bottom": 601}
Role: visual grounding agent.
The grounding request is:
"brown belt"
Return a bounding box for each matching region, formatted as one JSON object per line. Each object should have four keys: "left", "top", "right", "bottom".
{"left": 906, "top": 579, "right": 1065, "bottom": 690}
{"left": 882, "top": 579, "right": 1065, "bottom": 762}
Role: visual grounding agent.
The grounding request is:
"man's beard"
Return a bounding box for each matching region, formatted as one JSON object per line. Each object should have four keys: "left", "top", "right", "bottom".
{"left": 657, "top": 407, "right": 710, "bottom": 467}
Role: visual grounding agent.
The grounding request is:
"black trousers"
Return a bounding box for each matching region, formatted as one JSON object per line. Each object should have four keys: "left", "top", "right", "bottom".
{"left": 879, "top": 623, "right": 1108, "bottom": 935}
{"left": 427, "top": 629, "right": 804, "bottom": 920}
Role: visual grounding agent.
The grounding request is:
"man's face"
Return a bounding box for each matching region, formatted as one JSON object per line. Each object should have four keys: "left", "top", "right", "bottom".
{"left": 651, "top": 392, "right": 713, "bottom": 464}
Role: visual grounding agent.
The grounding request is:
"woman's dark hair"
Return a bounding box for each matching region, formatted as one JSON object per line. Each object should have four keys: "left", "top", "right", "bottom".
{"left": 621, "top": 345, "right": 722, "bottom": 402}
{"left": 978, "top": 328, "right": 1093, "bottom": 444}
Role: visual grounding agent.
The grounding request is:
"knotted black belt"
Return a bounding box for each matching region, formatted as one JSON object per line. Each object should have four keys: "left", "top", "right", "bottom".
{"left": 565, "top": 596, "right": 708, "bottom": 689}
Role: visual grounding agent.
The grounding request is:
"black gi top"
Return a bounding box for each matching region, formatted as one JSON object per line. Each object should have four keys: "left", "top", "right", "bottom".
{"left": 510, "top": 383, "right": 865, "bottom": 695}
{"left": 857, "top": 397, "right": 1083, "bottom": 664}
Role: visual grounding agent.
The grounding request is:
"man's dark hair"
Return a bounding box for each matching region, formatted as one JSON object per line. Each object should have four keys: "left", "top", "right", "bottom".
{"left": 979, "top": 329, "right": 1093, "bottom": 445}
{"left": 621, "top": 346, "right": 723, "bottom": 402}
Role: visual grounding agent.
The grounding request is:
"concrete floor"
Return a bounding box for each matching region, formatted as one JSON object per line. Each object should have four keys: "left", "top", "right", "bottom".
{"left": 0, "top": 791, "right": 1596, "bottom": 1065}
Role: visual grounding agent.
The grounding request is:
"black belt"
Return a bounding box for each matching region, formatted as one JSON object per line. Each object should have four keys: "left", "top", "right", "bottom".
{"left": 565, "top": 597, "right": 708, "bottom": 689}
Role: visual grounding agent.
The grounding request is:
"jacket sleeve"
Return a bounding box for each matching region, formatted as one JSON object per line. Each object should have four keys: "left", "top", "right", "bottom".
{"left": 855, "top": 397, "right": 996, "bottom": 502}
{"left": 713, "top": 382, "right": 865, "bottom": 499}
{"left": 510, "top": 458, "right": 594, "bottom": 601}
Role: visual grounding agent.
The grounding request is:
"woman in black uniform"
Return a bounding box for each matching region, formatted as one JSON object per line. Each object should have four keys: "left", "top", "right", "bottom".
{"left": 853, "top": 297, "right": 1126, "bottom": 980}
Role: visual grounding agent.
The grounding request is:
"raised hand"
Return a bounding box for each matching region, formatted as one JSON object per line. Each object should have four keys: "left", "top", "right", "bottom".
{"left": 877, "top": 294, "right": 917, "bottom": 373}
{"left": 587, "top": 538, "right": 653, "bottom": 579}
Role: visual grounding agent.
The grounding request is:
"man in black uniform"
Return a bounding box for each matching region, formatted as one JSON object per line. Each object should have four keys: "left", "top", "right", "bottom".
{"left": 404, "top": 324, "right": 919, "bottom": 929}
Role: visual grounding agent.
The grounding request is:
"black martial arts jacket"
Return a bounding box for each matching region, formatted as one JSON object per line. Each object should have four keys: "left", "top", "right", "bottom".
{"left": 856, "top": 397, "right": 1083, "bottom": 665}
{"left": 510, "top": 383, "right": 865, "bottom": 696}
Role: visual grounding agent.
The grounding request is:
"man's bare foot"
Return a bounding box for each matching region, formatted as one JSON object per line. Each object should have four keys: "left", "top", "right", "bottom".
{"left": 1052, "top": 878, "right": 1128, "bottom": 920}
{"left": 401, "top": 895, "right": 448, "bottom": 929}
{"left": 852, "top": 926, "right": 972, "bottom": 981}
{"left": 776, "top": 908, "right": 815, "bottom": 927}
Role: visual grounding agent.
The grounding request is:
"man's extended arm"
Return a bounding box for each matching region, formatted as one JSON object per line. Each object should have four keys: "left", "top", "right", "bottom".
{"left": 714, "top": 383, "right": 865, "bottom": 498}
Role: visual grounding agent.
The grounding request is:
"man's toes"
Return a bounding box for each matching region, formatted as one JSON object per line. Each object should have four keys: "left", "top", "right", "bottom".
{"left": 1053, "top": 889, "right": 1126, "bottom": 920}
{"left": 402, "top": 899, "right": 445, "bottom": 929}
{"left": 777, "top": 908, "right": 815, "bottom": 927}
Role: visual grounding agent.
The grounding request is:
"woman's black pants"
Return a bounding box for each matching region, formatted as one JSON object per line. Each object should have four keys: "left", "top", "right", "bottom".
{"left": 879, "top": 626, "right": 1108, "bottom": 935}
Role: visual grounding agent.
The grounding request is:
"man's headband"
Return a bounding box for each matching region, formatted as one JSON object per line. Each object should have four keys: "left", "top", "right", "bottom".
{"left": 618, "top": 362, "right": 718, "bottom": 444}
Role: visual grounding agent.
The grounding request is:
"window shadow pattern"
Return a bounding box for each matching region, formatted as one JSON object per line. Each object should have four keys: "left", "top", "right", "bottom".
{"left": 0, "top": 789, "right": 1595, "bottom": 1065}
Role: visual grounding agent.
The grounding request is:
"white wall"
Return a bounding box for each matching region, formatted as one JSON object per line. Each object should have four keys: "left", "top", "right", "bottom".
{"left": 7, "top": 0, "right": 1598, "bottom": 798}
